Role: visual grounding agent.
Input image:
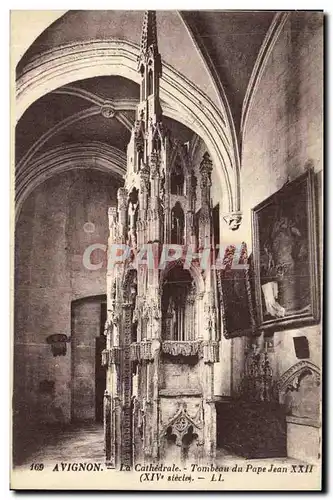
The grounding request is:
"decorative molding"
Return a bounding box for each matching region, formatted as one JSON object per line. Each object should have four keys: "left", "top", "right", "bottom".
{"left": 162, "top": 340, "right": 199, "bottom": 358}
{"left": 15, "top": 142, "right": 126, "bottom": 222}
{"left": 241, "top": 345, "right": 274, "bottom": 402}
{"left": 241, "top": 12, "right": 290, "bottom": 141}
{"left": 130, "top": 341, "right": 155, "bottom": 362}
{"left": 286, "top": 415, "right": 321, "bottom": 429}
{"left": 100, "top": 104, "right": 116, "bottom": 119}
{"left": 16, "top": 39, "right": 241, "bottom": 216}
{"left": 159, "top": 389, "right": 201, "bottom": 397}
{"left": 161, "top": 340, "right": 219, "bottom": 363}
{"left": 102, "top": 347, "right": 121, "bottom": 366}
{"left": 198, "top": 340, "right": 220, "bottom": 364}
{"left": 177, "top": 13, "right": 229, "bottom": 130}
{"left": 121, "top": 299, "right": 134, "bottom": 466}
{"left": 160, "top": 402, "right": 204, "bottom": 447}
{"left": 223, "top": 211, "right": 243, "bottom": 231}
{"left": 53, "top": 85, "right": 138, "bottom": 111}
{"left": 54, "top": 86, "right": 135, "bottom": 131}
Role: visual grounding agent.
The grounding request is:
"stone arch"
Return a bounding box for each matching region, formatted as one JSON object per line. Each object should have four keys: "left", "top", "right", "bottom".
{"left": 15, "top": 142, "right": 126, "bottom": 223}
{"left": 169, "top": 143, "right": 191, "bottom": 197}
{"left": 277, "top": 361, "right": 320, "bottom": 398}
{"left": 160, "top": 258, "right": 205, "bottom": 297}
{"left": 16, "top": 39, "right": 241, "bottom": 219}
{"left": 171, "top": 202, "right": 185, "bottom": 244}
{"left": 276, "top": 360, "right": 321, "bottom": 420}
{"left": 122, "top": 267, "right": 138, "bottom": 304}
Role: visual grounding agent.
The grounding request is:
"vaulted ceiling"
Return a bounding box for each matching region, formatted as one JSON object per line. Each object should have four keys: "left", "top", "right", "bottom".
{"left": 181, "top": 11, "right": 275, "bottom": 133}
{"left": 17, "top": 10, "right": 278, "bottom": 136}
{"left": 16, "top": 75, "right": 195, "bottom": 173}
{"left": 15, "top": 10, "right": 279, "bottom": 212}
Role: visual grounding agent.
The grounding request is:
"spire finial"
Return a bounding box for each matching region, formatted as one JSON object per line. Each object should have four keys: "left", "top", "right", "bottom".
{"left": 140, "top": 10, "right": 158, "bottom": 56}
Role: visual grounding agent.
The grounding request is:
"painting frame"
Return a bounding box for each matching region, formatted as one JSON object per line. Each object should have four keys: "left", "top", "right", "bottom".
{"left": 216, "top": 244, "right": 257, "bottom": 339}
{"left": 252, "top": 168, "right": 320, "bottom": 332}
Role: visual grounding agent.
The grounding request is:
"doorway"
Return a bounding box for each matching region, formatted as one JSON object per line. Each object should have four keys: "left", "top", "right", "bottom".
{"left": 71, "top": 295, "right": 107, "bottom": 423}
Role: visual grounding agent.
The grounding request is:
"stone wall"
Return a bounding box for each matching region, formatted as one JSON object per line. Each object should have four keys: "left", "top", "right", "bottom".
{"left": 232, "top": 12, "right": 323, "bottom": 398}
{"left": 189, "top": 12, "right": 323, "bottom": 401}
{"left": 14, "top": 168, "right": 119, "bottom": 428}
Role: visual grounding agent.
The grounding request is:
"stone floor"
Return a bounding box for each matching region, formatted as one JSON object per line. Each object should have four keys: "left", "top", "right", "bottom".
{"left": 13, "top": 422, "right": 105, "bottom": 469}
{"left": 13, "top": 422, "right": 306, "bottom": 470}
{"left": 216, "top": 448, "right": 307, "bottom": 466}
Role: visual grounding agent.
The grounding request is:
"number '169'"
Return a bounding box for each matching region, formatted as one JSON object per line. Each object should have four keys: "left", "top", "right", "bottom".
{"left": 30, "top": 463, "right": 44, "bottom": 471}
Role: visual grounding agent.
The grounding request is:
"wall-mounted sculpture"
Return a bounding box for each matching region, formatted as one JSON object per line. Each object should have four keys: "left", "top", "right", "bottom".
{"left": 46, "top": 334, "right": 70, "bottom": 357}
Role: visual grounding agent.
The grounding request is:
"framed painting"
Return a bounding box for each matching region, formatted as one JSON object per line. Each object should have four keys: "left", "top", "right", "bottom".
{"left": 252, "top": 168, "right": 320, "bottom": 331}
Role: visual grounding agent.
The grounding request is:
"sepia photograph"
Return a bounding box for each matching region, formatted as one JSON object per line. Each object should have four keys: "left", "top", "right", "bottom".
{"left": 10, "top": 8, "right": 323, "bottom": 491}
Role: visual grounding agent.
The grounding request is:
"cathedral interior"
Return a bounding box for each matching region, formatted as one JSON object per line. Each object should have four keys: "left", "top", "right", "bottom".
{"left": 13, "top": 10, "right": 322, "bottom": 468}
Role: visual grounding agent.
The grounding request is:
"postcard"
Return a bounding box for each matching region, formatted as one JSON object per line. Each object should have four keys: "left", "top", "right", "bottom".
{"left": 11, "top": 9, "right": 323, "bottom": 491}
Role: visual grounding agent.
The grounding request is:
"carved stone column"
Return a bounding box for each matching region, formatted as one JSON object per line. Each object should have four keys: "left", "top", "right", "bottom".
{"left": 196, "top": 292, "right": 204, "bottom": 340}
{"left": 151, "top": 342, "right": 160, "bottom": 460}
{"left": 108, "top": 206, "right": 118, "bottom": 244}
{"left": 203, "top": 401, "right": 217, "bottom": 460}
{"left": 138, "top": 165, "right": 150, "bottom": 247}
{"left": 103, "top": 302, "right": 122, "bottom": 467}
{"left": 120, "top": 303, "right": 134, "bottom": 467}
{"left": 199, "top": 152, "right": 213, "bottom": 250}
{"left": 104, "top": 390, "right": 112, "bottom": 463}
{"left": 150, "top": 152, "right": 163, "bottom": 244}
{"left": 150, "top": 152, "right": 160, "bottom": 202}
{"left": 117, "top": 187, "right": 128, "bottom": 242}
